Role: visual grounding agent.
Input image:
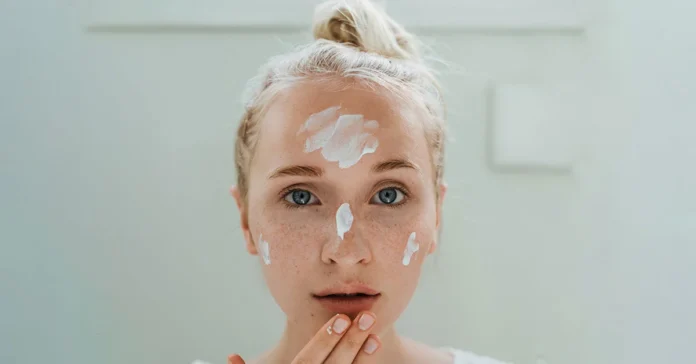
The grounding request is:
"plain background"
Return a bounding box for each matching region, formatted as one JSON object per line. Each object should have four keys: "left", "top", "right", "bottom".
{"left": 1, "top": 1, "right": 695, "bottom": 364}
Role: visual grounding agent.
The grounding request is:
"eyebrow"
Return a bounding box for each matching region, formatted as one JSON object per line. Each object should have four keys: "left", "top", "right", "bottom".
{"left": 371, "top": 158, "right": 420, "bottom": 173}
{"left": 269, "top": 165, "right": 324, "bottom": 179}
{"left": 268, "top": 158, "right": 419, "bottom": 179}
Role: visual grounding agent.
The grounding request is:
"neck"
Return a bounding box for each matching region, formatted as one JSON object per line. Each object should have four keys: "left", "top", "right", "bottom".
{"left": 268, "top": 318, "right": 409, "bottom": 363}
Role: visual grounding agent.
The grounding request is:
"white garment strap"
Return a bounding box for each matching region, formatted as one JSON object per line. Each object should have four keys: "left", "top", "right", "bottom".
{"left": 444, "top": 348, "right": 512, "bottom": 364}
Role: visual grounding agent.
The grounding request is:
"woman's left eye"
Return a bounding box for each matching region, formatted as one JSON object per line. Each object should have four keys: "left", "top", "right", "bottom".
{"left": 371, "top": 187, "right": 405, "bottom": 205}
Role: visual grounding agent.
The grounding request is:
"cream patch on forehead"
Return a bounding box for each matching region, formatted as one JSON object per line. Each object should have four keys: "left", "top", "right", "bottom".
{"left": 298, "top": 106, "right": 379, "bottom": 168}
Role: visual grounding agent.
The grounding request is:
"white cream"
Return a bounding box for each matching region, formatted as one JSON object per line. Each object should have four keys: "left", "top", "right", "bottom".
{"left": 259, "top": 234, "right": 271, "bottom": 265}
{"left": 336, "top": 203, "right": 354, "bottom": 240}
{"left": 363, "top": 119, "right": 379, "bottom": 129}
{"left": 402, "top": 232, "right": 420, "bottom": 266}
{"left": 298, "top": 105, "right": 340, "bottom": 134}
{"left": 299, "top": 107, "right": 379, "bottom": 168}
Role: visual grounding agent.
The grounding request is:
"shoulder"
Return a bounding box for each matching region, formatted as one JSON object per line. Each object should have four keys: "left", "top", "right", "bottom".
{"left": 444, "top": 347, "right": 512, "bottom": 364}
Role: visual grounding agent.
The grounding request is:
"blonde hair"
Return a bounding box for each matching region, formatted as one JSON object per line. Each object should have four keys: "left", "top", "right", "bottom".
{"left": 235, "top": 0, "right": 446, "bottom": 200}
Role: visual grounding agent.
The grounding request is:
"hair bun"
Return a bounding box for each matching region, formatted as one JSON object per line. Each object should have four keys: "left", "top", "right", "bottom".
{"left": 323, "top": 8, "right": 361, "bottom": 47}
{"left": 312, "top": 0, "right": 420, "bottom": 61}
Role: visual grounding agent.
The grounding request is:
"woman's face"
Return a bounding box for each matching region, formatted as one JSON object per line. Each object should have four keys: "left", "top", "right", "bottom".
{"left": 234, "top": 81, "right": 445, "bottom": 334}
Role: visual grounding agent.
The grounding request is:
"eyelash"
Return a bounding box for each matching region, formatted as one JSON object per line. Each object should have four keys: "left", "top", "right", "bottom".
{"left": 279, "top": 184, "right": 410, "bottom": 209}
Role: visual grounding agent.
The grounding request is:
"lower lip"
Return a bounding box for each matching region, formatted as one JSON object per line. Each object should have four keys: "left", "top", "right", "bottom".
{"left": 314, "top": 294, "right": 381, "bottom": 314}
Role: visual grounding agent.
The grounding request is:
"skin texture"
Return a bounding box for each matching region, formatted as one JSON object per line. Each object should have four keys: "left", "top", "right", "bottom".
{"left": 231, "top": 81, "right": 449, "bottom": 363}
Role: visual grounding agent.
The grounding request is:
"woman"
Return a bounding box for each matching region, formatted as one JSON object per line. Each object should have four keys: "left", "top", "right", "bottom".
{"left": 227, "top": 0, "right": 509, "bottom": 363}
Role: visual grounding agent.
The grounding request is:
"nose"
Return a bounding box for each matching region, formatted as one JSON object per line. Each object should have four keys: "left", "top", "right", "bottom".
{"left": 321, "top": 228, "right": 372, "bottom": 265}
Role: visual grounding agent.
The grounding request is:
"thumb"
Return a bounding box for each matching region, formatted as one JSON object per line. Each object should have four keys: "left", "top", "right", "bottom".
{"left": 228, "top": 354, "right": 246, "bottom": 364}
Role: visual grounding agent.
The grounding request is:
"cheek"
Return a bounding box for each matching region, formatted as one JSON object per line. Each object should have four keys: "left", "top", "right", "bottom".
{"left": 362, "top": 204, "right": 436, "bottom": 266}
{"left": 251, "top": 205, "right": 333, "bottom": 268}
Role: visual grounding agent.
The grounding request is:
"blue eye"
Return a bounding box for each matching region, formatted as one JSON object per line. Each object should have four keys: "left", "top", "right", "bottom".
{"left": 284, "top": 189, "right": 318, "bottom": 206}
{"left": 371, "top": 187, "right": 404, "bottom": 205}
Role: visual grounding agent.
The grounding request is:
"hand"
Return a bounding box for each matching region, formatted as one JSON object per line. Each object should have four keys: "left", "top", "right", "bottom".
{"left": 227, "top": 311, "right": 381, "bottom": 364}
{"left": 293, "top": 311, "right": 381, "bottom": 363}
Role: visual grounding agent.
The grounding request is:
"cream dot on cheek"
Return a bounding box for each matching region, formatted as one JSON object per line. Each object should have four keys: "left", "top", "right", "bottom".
{"left": 259, "top": 234, "right": 271, "bottom": 265}
{"left": 402, "top": 232, "right": 419, "bottom": 266}
{"left": 336, "top": 203, "right": 354, "bottom": 240}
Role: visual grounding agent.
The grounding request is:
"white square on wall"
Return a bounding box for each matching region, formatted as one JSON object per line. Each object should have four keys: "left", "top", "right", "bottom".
{"left": 490, "top": 84, "right": 573, "bottom": 171}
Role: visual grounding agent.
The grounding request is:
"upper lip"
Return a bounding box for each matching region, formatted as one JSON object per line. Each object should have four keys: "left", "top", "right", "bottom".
{"left": 314, "top": 283, "right": 380, "bottom": 297}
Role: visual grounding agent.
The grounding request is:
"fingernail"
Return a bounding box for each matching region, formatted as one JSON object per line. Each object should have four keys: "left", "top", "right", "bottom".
{"left": 332, "top": 317, "right": 349, "bottom": 334}
{"left": 358, "top": 313, "right": 375, "bottom": 330}
{"left": 363, "top": 337, "right": 379, "bottom": 354}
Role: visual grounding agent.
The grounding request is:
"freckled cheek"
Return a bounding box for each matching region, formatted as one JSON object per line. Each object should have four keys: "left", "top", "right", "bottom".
{"left": 255, "top": 208, "right": 335, "bottom": 264}
{"left": 361, "top": 212, "right": 412, "bottom": 254}
{"left": 366, "top": 230, "right": 407, "bottom": 265}
{"left": 361, "top": 208, "right": 434, "bottom": 262}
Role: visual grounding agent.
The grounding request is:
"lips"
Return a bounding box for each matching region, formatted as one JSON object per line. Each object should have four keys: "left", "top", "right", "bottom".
{"left": 313, "top": 284, "right": 381, "bottom": 315}
{"left": 314, "top": 284, "right": 380, "bottom": 297}
{"left": 320, "top": 293, "right": 375, "bottom": 298}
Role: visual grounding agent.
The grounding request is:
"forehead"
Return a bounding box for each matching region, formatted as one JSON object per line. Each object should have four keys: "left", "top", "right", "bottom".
{"left": 251, "top": 81, "right": 432, "bottom": 178}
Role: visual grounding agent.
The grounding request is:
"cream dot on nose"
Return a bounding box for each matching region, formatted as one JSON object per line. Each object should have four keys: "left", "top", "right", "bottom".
{"left": 336, "top": 202, "right": 354, "bottom": 240}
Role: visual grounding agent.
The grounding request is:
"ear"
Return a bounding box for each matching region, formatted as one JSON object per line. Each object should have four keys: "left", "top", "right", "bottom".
{"left": 230, "top": 185, "right": 258, "bottom": 256}
{"left": 429, "top": 181, "right": 448, "bottom": 254}
{"left": 436, "top": 181, "right": 447, "bottom": 229}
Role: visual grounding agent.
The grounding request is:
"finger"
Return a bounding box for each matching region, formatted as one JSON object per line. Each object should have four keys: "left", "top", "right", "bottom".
{"left": 354, "top": 334, "right": 381, "bottom": 363}
{"left": 324, "top": 311, "right": 376, "bottom": 363}
{"left": 291, "top": 314, "right": 352, "bottom": 364}
{"left": 228, "top": 354, "right": 246, "bottom": 364}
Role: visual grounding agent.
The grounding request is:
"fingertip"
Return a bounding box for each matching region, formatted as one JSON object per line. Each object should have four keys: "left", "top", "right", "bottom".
{"left": 330, "top": 314, "right": 351, "bottom": 335}
{"left": 362, "top": 334, "right": 381, "bottom": 355}
{"left": 328, "top": 313, "right": 350, "bottom": 326}
{"left": 336, "top": 313, "right": 350, "bottom": 321}
{"left": 228, "top": 354, "right": 245, "bottom": 364}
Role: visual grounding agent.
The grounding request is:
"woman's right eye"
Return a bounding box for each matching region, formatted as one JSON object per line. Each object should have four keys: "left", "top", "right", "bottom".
{"left": 284, "top": 189, "right": 318, "bottom": 206}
